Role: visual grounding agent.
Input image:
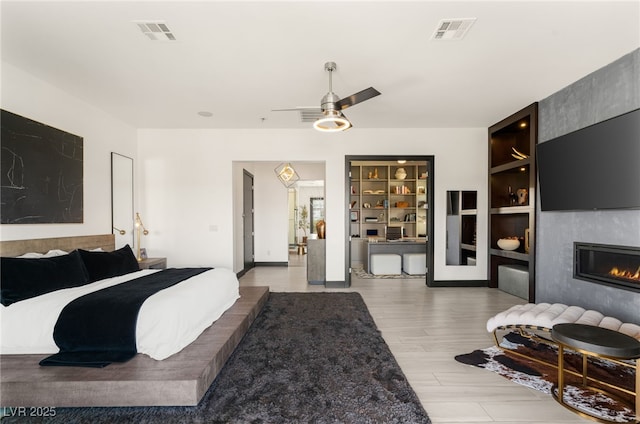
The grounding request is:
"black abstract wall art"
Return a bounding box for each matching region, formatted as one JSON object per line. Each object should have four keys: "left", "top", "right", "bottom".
{"left": 1, "top": 110, "right": 83, "bottom": 224}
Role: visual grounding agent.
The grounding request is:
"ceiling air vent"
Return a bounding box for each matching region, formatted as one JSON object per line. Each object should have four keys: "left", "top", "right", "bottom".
{"left": 431, "top": 18, "right": 476, "bottom": 41}
{"left": 134, "top": 21, "right": 176, "bottom": 41}
{"left": 299, "top": 108, "right": 324, "bottom": 123}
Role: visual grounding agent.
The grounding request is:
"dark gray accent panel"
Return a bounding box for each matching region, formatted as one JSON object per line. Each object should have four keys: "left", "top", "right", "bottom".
{"left": 539, "top": 49, "right": 639, "bottom": 142}
{"left": 536, "top": 48, "right": 640, "bottom": 324}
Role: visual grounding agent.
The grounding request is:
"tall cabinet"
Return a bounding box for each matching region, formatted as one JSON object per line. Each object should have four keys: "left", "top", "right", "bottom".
{"left": 488, "top": 103, "right": 537, "bottom": 301}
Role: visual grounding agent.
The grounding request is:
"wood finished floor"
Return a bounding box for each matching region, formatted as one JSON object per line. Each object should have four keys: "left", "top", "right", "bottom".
{"left": 239, "top": 254, "right": 589, "bottom": 423}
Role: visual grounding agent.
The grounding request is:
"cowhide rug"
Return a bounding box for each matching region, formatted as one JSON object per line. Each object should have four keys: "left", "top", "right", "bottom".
{"left": 455, "top": 332, "right": 636, "bottom": 423}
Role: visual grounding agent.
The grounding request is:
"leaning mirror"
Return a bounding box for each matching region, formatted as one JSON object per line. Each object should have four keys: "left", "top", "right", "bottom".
{"left": 111, "top": 153, "right": 134, "bottom": 249}
{"left": 310, "top": 197, "right": 325, "bottom": 234}
{"left": 446, "top": 190, "right": 477, "bottom": 265}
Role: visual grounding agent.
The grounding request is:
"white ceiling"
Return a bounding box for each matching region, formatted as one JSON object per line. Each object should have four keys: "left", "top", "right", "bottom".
{"left": 2, "top": 1, "right": 639, "bottom": 130}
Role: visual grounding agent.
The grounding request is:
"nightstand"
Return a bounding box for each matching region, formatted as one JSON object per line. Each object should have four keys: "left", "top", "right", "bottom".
{"left": 138, "top": 257, "right": 167, "bottom": 269}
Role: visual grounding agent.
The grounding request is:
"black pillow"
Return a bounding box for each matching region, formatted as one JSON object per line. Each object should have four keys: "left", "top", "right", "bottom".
{"left": 77, "top": 244, "right": 140, "bottom": 282}
{"left": 1, "top": 250, "right": 90, "bottom": 306}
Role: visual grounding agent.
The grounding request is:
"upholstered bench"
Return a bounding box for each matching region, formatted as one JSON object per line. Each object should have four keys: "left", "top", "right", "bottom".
{"left": 402, "top": 253, "right": 426, "bottom": 275}
{"left": 370, "top": 254, "right": 401, "bottom": 275}
{"left": 487, "top": 303, "right": 640, "bottom": 348}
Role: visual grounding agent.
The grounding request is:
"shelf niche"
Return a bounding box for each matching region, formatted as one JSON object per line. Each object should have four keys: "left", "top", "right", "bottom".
{"left": 446, "top": 190, "right": 477, "bottom": 266}
{"left": 488, "top": 103, "right": 538, "bottom": 301}
{"left": 349, "top": 162, "right": 428, "bottom": 239}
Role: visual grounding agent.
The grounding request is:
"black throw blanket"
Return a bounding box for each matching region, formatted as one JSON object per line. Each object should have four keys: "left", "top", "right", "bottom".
{"left": 40, "top": 268, "right": 211, "bottom": 368}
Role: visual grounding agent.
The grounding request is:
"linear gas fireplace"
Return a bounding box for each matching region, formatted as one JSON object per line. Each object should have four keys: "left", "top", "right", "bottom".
{"left": 574, "top": 242, "right": 640, "bottom": 292}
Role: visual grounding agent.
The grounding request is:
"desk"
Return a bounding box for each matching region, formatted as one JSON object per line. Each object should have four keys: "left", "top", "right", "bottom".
{"left": 364, "top": 240, "right": 426, "bottom": 273}
{"left": 551, "top": 323, "right": 640, "bottom": 423}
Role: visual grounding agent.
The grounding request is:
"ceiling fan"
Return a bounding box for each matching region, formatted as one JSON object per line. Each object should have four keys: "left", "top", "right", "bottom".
{"left": 273, "top": 62, "right": 381, "bottom": 132}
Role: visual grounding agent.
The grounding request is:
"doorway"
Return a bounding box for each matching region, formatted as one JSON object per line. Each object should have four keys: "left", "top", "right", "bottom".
{"left": 345, "top": 155, "right": 435, "bottom": 287}
{"left": 233, "top": 161, "right": 325, "bottom": 272}
{"left": 288, "top": 180, "right": 325, "bottom": 267}
{"left": 242, "top": 170, "right": 255, "bottom": 273}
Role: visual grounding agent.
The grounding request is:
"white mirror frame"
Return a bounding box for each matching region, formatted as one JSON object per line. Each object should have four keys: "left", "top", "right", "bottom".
{"left": 111, "top": 152, "right": 134, "bottom": 249}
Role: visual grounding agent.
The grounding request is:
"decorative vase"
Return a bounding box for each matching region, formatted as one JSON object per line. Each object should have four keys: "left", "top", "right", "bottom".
{"left": 517, "top": 188, "right": 528, "bottom": 205}
{"left": 497, "top": 238, "right": 520, "bottom": 251}
{"left": 316, "top": 220, "right": 325, "bottom": 239}
{"left": 395, "top": 168, "right": 407, "bottom": 180}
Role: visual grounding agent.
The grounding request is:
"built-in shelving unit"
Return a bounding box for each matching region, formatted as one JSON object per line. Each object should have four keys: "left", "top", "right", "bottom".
{"left": 349, "top": 162, "right": 428, "bottom": 240}
{"left": 345, "top": 156, "right": 434, "bottom": 288}
{"left": 446, "top": 190, "right": 478, "bottom": 265}
{"left": 488, "top": 103, "right": 538, "bottom": 300}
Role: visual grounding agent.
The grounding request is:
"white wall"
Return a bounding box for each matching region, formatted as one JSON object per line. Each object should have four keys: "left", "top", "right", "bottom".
{"left": 0, "top": 62, "right": 138, "bottom": 242}
{"left": 138, "top": 127, "right": 488, "bottom": 282}
{"left": 1, "top": 62, "right": 488, "bottom": 283}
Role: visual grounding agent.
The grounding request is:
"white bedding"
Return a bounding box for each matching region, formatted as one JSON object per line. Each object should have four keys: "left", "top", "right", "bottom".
{"left": 0, "top": 267, "right": 240, "bottom": 360}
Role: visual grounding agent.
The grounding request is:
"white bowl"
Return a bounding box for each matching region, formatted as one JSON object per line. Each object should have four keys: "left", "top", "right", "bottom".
{"left": 497, "top": 238, "right": 520, "bottom": 251}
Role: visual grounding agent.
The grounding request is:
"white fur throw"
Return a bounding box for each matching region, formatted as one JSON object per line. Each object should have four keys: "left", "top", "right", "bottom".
{"left": 486, "top": 303, "right": 640, "bottom": 340}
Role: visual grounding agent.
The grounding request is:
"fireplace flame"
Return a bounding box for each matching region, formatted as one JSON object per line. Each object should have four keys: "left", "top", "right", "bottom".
{"left": 608, "top": 266, "right": 640, "bottom": 281}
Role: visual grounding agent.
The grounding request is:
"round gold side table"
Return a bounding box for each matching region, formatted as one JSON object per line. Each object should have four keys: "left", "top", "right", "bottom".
{"left": 551, "top": 323, "right": 640, "bottom": 423}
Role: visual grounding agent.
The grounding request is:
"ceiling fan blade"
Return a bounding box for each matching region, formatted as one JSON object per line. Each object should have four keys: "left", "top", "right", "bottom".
{"left": 335, "top": 87, "right": 381, "bottom": 110}
{"left": 271, "top": 106, "right": 320, "bottom": 112}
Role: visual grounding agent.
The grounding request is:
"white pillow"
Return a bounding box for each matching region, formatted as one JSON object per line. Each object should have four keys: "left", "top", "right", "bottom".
{"left": 16, "top": 252, "right": 44, "bottom": 259}
{"left": 15, "top": 248, "right": 101, "bottom": 258}
{"left": 42, "top": 249, "right": 68, "bottom": 257}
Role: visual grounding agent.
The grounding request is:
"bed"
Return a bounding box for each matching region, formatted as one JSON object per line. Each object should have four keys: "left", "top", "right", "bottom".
{"left": 0, "top": 234, "right": 269, "bottom": 407}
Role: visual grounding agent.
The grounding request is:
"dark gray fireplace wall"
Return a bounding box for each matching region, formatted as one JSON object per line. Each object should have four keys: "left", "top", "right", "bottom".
{"left": 536, "top": 48, "right": 640, "bottom": 324}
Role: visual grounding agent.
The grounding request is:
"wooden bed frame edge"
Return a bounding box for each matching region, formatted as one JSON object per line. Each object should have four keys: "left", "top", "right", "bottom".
{"left": 0, "top": 234, "right": 269, "bottom": 407}
{"left": 0, "top": 234, "right": 116, "bottom": 257}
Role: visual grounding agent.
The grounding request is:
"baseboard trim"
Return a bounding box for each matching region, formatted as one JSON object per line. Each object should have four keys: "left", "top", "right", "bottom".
{"left": 325, "top": 280, "right": 348, "bottom": 288}
{"left": 430, "top": 280, "right": 488, "bottom": 287}
{"left": 254, "top": 261, "right": 288, "bottom": 267}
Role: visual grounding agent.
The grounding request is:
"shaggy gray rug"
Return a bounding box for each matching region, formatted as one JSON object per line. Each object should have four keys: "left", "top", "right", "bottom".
{"left": 6, "top": 292, "right": 430, "bottom": 423}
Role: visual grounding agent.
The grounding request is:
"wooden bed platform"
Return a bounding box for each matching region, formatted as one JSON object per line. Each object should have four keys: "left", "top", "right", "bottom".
{"left": 1, "top": 286, "right": 269, "bottom": 407}
{"left": 0, "top": 234, "right": 270, "bottom": 407}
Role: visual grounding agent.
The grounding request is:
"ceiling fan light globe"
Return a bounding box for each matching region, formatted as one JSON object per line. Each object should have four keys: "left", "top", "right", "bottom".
{"left": 313, "top": 109, "right": 351, "bottom": 132}
{"left": 313, "top": 114, "right": 351, "bottom": 132}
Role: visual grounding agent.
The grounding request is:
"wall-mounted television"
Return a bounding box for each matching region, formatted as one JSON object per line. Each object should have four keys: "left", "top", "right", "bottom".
{"left": 537, "top": 108, "right": 640, "bottom": 211}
